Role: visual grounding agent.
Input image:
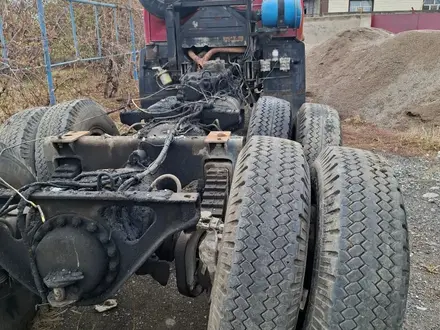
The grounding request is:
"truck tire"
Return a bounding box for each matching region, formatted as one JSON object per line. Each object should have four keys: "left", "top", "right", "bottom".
{"left": 295, "top": 103, "right": 341, "bottom": 166}
{"left": 305, "top": 146, "right": 409, "bottom": 330}
{"left": 0, "top": 107, "right": 48, "bottom": 174}
{"left": 35, "top": 99, "right": 119, "bottom": 181}
{"left": 208, "top": 136, "right": 310, "bottom": 330}
{"left": 0, "top": 142, "right": 35, "bottom": 189}
{"left": 0, "top": 142, "right": 39, "bottom": 330}
{"left": 247, "top": 96, "right": 292, "bottom": 140}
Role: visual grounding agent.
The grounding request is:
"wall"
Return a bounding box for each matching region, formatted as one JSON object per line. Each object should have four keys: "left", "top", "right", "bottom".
{"left": 304, "top": 14, "right": 371, "bottom": 46}
{"left": 325, "top": 0, "right": 423, "bottom": 13}
{"left": 328, "top": 0, "right": 348, "bottom": 12}
{"left": 374, "top": 0, "right": 423, "bottom": 11}
{"left": 372, "top": 12, "right": 440, "bottom": 33}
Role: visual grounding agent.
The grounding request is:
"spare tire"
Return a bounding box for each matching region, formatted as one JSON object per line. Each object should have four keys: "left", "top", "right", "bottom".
{"left": 138, "top": 0, "right": 196, "bottom": 19}
{"left": 34, "top": 99, "right": 119, "bottom": 181}
{"left": 0, "top": 107, "right": 48, "bottom": 174}
{"left": 0, "top": 142, "right": 35, "bottom": 189}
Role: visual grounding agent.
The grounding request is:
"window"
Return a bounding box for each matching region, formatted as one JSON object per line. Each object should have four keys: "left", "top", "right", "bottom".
{"left": 349, "top": 0, "right": 373, "bottom": 12}
{"left": 424, "top": 0, "right": 440, "bottom": 10}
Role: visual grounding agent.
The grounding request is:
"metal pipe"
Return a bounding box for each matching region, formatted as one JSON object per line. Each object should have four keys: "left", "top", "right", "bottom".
{"left": 128, "top": 0, "right": 138, "bottom": 81}
{"left": 68, "top": 0, "right": 80, "bottom": 58}
{"left": 68, "top": 0, "right": 118, "bottom": 8}
{"left": 93, "top": 5, "right": 102, "bottom": 58}
{"left": 187, "top": 50, "right": 203, "bottom": 67}
{"left": 201, "top": 47, "right": 246, "bottom": 64}
{"left": 0, "top": 16, "right": 8, "bottom": 64}
{"left": 188, "top": 47, "right": 246, "bottom": 68}
{"left": 113, "top": 8, "right": 119, "bottom": 44}
{"left": 36, "top": 0, "right": 56, "bottom": 105}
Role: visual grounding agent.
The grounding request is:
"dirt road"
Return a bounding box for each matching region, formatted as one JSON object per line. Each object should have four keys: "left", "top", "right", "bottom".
{"left": 33, "top": 153, "right": 440, "bottom": 330}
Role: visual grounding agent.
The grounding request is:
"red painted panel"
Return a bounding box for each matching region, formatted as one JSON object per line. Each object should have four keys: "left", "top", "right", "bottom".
{"left": 143, "top": 0, "right": 303, "bottom": 44}
{"left": 372, "top": 12, "right": 440, "bottom": 34}
{"left": 418, "top": 13, "right": 440, "bottom": 29}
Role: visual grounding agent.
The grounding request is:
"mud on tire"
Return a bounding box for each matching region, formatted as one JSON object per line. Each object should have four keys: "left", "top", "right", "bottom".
{"left": 247, "top": 96, "right": 292, "bottom": 140}
{"left": 305, "top": 146, "right": 409, "bottom": 330}
{"left": 34, "top": 99, "right": 119, "bottom": 181}
{"left": 295, "top": 103, "right": 341, "bottom": 166}
{"left": 208, "top": 136, "right": 310, "bottom": 330}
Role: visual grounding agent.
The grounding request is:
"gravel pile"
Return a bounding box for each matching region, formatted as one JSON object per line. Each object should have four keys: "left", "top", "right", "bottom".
{"left": 390, "top": 155, "right": 440, "bottom": 329}
{"left": 307, "top": 28, "right": 440, "bottom": 129}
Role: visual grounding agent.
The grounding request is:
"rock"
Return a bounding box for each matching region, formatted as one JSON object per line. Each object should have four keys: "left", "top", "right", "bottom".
{"left": 437, "top": 151, "right": 440, "bottom": 159}
{"left": 165, "top": 318, "right": 176, "bottom": 327}
{"left": 430, "top": 186, "right": 440, "bottom": 190}
{"left": 94, "top": 299, "right": 118, "bottom": 313}
{"left": 415, "top": 306, "right": 427, "bottom": 311}
{"left": 423, "top": 192, "right": 439, "bottom": 199}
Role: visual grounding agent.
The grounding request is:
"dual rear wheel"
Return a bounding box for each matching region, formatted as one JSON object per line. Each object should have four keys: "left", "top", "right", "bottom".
{"left": 208, "top": 97, "right": 409, "bottom": 329}
{"left": 0, "top": 97, "right": 409, "bottom": 330}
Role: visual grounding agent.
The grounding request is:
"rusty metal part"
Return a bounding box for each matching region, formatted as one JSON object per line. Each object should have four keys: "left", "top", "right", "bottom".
{"left": 188, "top": 50, "right": 202, "bottom": 67}
{"left": 52, "top": 131, "right": 91, "bottom": 143}
{"left": 204, "top": 131, "right": 231, "bottom": 144}
{"left": 198, "top": 211, "right": 224, "bottom": 281}
{"left": 188, "top": 47, "right": 246, "bottom": 68}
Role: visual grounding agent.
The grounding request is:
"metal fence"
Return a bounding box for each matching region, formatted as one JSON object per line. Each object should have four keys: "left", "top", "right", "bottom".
{"left": 0, "top": 0, "right": 142, "bottom": 105}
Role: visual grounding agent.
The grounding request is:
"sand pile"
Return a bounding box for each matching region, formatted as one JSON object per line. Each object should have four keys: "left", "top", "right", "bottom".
{"left": 307, "top": 27, "right": 440, "bottom": 128}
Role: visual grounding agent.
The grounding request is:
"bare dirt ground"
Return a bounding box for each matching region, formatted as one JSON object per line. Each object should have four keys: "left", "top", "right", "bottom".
{"left": 31, "top": 150, "right": 440, "bottom": 330}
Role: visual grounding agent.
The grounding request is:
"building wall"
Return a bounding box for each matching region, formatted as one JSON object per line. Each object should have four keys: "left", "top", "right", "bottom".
{"left": 304, "top": 14, "right": 371, "bottom": 46}
{"left": 328, "top": 0, "right": 349, "bottom": 12}
{"left": 374, "top": 0, "right": 423, "bottom": 11}
{"left": 326, "top": 0, "right": 423, "bottom": 13}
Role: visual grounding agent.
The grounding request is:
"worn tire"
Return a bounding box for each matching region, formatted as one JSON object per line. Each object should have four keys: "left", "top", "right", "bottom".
{"left": 35, "top": 99, "right": 119, "bottom": 181}
{"left": 305, "top": 146, "right": 409, "bottom": 330}
{"left": 247, "top": 96, "right": 292, "bottom": 140}
{"left": 0, "top": 107, "right": 48, "bottom": 173}
{"left": 208, "top": 136, "right": 311, "bottom": 330}
{"left": 0, "top": 142, "right": 35, "bottom": 189}
{"left": 295, "top": 103, "right": 341, "bottom": 166}
{"left": 0, "top": 142, "right": 39, "bottom": 330}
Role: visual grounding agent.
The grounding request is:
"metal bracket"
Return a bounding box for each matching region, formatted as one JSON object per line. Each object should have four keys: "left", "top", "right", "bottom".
{"left": 52, "top": 131, "right": 91, "bottom": 144}
{"left": 204, "top": 131, "right": 231, "bottom": 144}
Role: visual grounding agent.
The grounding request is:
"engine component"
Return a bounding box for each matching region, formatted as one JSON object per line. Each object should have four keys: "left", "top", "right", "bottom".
{"left": 135, "top": 255, "right": 170, "bottom": 286}
{"left": 153, "top": 67, "right": 173, "bottom": 86}
{"left": 144, "top": 123, "right": 204, "bottom": 138}
{"left": 201, "top": 96, "right": 241, "bottom": 130}
{"left": 179, "top": 69, "right": 233, "bottom": 102}
{"left": 33, "top": 215, "right": 120, "bottom": 306}
{"left": 261, "top": 0, "right": 303, "bottom": 29}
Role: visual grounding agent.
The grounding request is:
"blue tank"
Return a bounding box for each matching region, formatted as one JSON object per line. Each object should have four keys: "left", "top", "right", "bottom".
{"left": 261, "top": 0, "right": 303, "bottom": 29}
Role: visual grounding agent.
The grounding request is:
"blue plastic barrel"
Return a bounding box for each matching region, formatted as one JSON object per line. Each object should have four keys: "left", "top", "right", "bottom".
{"left": 261, "top": 0, "right": 303, "bottom": 29}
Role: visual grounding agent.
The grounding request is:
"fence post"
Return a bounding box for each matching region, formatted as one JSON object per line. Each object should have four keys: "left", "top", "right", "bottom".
{"left": 93, "top": 5, "right": 102, "bottom": 57}
{"left": 36, "top": 0, "right": 56, "bottom": 105}
{"left": 69, "top": 0, "right": 80, "bottom": 58}
{"left": 113, "top": 8, "right": 119, "bottom": 44}
{"left": 0, "top": 15, "right": 8, "bottom": 65}
{"left": 128, "top": 0, "right": 138, "bottom": 81}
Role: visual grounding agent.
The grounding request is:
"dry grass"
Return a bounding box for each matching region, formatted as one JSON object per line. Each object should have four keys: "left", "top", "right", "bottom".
{"left": 0, "top": 0, "right": 143, "bottom": 122}
{"left": 31, "top": 307, "right": 67, "bottom": 330}
{"left": 343, "top": 117, "right": 440, "bottom": 157}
